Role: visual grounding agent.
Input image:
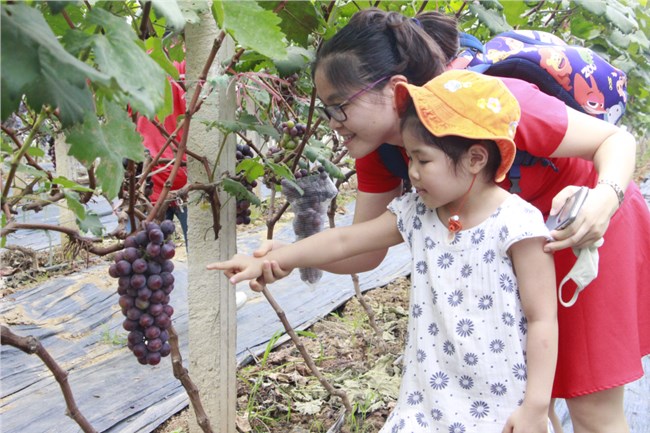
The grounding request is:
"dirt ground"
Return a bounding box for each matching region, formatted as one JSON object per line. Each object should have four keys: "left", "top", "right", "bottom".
{"left": 154, "top": 276, "right": 411, "bottom": 433}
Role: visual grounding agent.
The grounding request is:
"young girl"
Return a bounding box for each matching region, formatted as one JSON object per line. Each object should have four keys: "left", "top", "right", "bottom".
{"left": 209, "top": 70, "right": 558, "bottom": 433}
{"left": 253, "top": 9, "right": 650, "bottom": 432}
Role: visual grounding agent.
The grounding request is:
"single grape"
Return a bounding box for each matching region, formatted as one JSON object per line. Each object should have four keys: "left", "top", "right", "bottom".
{"left": 146, "top": 351, "right": 161, "bottom": 365}
{"left": 160, "top": 242, "right": 175, "bottom": 260}
{"left": 132, "top": 258, "right": 148, "bottom": 274}
{"left": 147, "top": 274, "right": 163, "bottom": 291}
{"left": 147, "top": 338, "right": 163, "bottom": 352}
{"left": 160, "top": 272, "right": 174, "bottom": 286}
{"left": 137, "top": 356, "right": 148, "bottom": 365}
{"left": 135, "top": 298, "right": 150, "bottom": 310}
{"left": 145, "top": 326, "right": 161, "bottom": 340}
{"left": 159, "top": 330, "right": 169, "bottom": 342}
{"left": 146, "top": 242, "right": 161, "bottom": 258}
{"left": 154, "top": 313, "right": 171, "bottom": 329}
{"left": 150, "top": 290, "right": 165, "bottom": 304}
{"left": 139, "top": 313, "right": 154, "bottom": 328}
{"left": 122, "top": 319, "right": 139, "bottom": 331}
{"left": 119, "top": 295, "right": 135, "bottom": 310}
{"left": 160, "top": 220, "right": 176, "bottom": 236}
{"left": 163, "top": 304, "right": 174, "bottom": 317}
{"left": 123, "top": 236, "right": 138, "bottom": 249}
{"left": 161, "top": 260, "right": 174, "bottom": 273}
{"left": 123, "top": 247, "right": 139, "bottom": 263}
{"left": 161, "top": 284, "right": 174, "bottom": 295}
{"left": 132, "top": 343, "right": 147, "bottom": 358}
{"left": 159, "top": 342, "right": 171, "bottom": 357}
{"left": 128, "top": 331, "right": 144, "bottom": 345}
{"left": 115, "top": 260, "right": 132, "bottom": 277}
{"left": 137, "top": 287, "right": 152, "bottom": 302}
{"left": 147, "top": 261, "right": 162, "bottom": 275}
{"left": 148, "top": 229, "right": 164, "bottom": 245}
{"left": 108, "top": 264, "right": 120, "bottom": 279}
{"left": 130, "top": 274, "right": 147, "bottom": 290}
{"left": 148, "top": 302, "right": 164, "bottom": 316}
{"left": 135, "top": 230, "right": 149, "bottom": 246}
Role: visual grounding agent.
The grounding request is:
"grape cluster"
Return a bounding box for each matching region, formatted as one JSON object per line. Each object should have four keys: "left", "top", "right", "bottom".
{"left": 108, "top": 220, "right": 177, "bottom": 365}
{"left": 280, "top": 72, "right": 300, "bottom": 104}
{"left": 279, "top": 119, "right": 306, "bottom": 150}
{"left": 281, "top": 169, "right": 338, "bottom": 284}
{"left": 235, "top": 144, "right": 256, "bottom": 225}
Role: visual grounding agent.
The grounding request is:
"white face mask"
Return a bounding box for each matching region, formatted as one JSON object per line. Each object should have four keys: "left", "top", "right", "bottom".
{"left": 558, "top": 238, "right": 605, "bottom": 307}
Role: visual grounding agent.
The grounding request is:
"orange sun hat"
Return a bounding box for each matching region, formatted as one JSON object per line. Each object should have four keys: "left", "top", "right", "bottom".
{"left": 395, "top": 70, "right": 520, "bottom": 182}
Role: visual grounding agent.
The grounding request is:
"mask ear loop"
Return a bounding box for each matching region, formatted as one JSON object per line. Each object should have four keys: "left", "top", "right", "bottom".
{"left": 448, "top": 174, "right": 478, "bottom": 233}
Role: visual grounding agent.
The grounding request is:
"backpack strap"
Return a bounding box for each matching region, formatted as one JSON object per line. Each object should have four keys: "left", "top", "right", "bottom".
{"left": 377, "top": 143, "right": 409, "bottom": 181}
{"left": 509, "top": 151, "right": 559, "bottom": 193}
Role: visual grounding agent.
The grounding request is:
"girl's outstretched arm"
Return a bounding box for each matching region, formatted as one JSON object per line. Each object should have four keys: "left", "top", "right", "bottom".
{"left": 504, "top": 237, "right": 558, "bottom": 433}
{"left": 207, "top": 210, "right": 402, "bottom": 284}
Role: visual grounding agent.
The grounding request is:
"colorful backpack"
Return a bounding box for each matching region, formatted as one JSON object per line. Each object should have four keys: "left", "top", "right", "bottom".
{"left": 379, "top": 30, "right": 629, "bottom": 192}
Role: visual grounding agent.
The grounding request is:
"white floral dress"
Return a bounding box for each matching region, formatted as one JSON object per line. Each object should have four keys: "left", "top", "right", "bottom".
{"left": 381, "top": 192, "right": 550, "bottom": 433}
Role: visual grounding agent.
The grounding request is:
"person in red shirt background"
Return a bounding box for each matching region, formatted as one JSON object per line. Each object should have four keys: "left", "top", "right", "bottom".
{"left": 135, "top": 60, "right": 188, "bottom": 244}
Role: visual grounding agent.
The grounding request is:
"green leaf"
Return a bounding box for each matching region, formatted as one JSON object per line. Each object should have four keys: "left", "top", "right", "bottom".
{"left": 53, "top": 176, "right": 94, "bottom": 192}
{"left": 236, "top": 158, "right": 265, "bottom": 182}
{"left": 604, "top": 5, "right": 638, "bottom": 34}
{"left": 467, "top": 2, "right": 512, "bottom": 34}
{"left": 66, "top": 101, "right": 144, "bottom": 199}
{"left": 574, "top": 0, "right": 607, "bottom": 16}
{"left": 27, "top": 147, "right": 45, "bottom": 158}
{"left": 64, "top": 191, "right": 86, "bottom": 220}
{"left": 266, "top": 161, "right": 293, "bottom": 180}
{"left": 259, "top": 1, "right": 321, "bottom": 47}
{"left": 273, "top": 46, "right": 313, "bottom": 78}
{"left": 78, "top": 211, "right": 104, "bottom": 236}
{"left": 150, "top": 0, "right": 186, "bottom": 32}
{"left": 145, "top": 37, "right": 181, "bottom": 80}
{"left": 501, "top": 1, "right": 529, "bottom": 27}
{"left": 221, "top": 177, "right": 261, "bottom": 205}
{"left": 1, "top": 4, "right": 110, "bottom": 125}
{"left": 86, "top": 8, "right": 167, "bottom": 117}
{"left": 218, "top": 0, "right": 288, "bottom": 60}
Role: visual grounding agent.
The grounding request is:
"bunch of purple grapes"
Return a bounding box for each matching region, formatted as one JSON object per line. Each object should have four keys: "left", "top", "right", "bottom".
{"left": 108, "top": 220, "right": 177, "bottom": 365}
{"left": 235, "top": 144, "right": 256, "bottom": 225}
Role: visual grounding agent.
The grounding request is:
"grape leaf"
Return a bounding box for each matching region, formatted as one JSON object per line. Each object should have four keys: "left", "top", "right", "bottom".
{"left": 221, "top": 178, "right": 261, "bottom": 205}
{"left": 64, "top": 191, "right": 86, "bottom": 220}
{"left": 66, "top": 101, "right": 144, "bottom": 199}
{"left": 1, "top": 4, "right": 109, "bottom": 125}
{"left": 259, "top": 1, "right": 320, "bottom": 46}
{"left": 78, "top": 211, "right": 104, "bottom": 237}
{"left": 85, "top": 8, "right": 167, "bottom": 117}
{"left": 150, "top": 0, "right": 186, "bottom": 32}
{"left": 236, "top": 158, "right": 265, "bottom": 182}
{"left": 52, "top": 176, "right": 95, "bottom": 193}
{"left": 215, "top": 0, "right": 287, "bottom": 60}
{"left": 467, "top": 2, "right": 512, "bottom": 34}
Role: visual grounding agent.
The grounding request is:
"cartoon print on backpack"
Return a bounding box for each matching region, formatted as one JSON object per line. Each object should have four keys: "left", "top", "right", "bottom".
{"left": 573, "top": 74, "right": 606, "bottom": 117}
{"left": 539, "top": 47, "right": 573, "bottom": 91}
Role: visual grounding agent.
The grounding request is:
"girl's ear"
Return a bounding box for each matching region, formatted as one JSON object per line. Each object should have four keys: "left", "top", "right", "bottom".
{"left": 466, "top": 143, "right": 488, "bottom": 174}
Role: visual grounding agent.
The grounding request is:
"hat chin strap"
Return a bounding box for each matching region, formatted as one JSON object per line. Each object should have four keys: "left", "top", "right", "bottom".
{"left": 447, "top": 174, "right": 478, "bottom": 233}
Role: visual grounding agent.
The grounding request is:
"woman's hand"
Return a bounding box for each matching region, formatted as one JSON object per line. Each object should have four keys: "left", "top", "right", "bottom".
{"left": 248, "top": 240, "right": 291, "bottom": 291}
{"left": 544, "top": 184, "right": 618, "bottom": 252}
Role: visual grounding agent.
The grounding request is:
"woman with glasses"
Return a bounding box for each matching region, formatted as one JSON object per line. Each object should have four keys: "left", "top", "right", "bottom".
{"left": 251, "top": 8, "right": 650, "bottom": 433}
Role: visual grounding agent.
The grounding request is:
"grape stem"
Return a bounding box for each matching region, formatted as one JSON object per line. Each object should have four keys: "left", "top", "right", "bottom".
{"left": 1, "top": 325, "right": 99, "bottom": 433}
{"left": 259, "top": 285, "right": 354, "bottom": 414}
{"left": 167, "top": 325, "right": 215, "bottom": 433}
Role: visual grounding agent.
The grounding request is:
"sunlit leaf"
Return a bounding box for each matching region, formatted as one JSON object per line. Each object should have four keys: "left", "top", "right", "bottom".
{"left": 259, "top": 1, "right": 321, "bottom": 46}
{"left": 86, "top": 8, "right": 167, "bottom": 117}
{"left": 66, "top": 101, "right": 144, "bottom": 199}
{"left": 217, "top": 0, "right": 287, "bottom": 60}
{"left": 236, "top": 158, "right": 265, "bottom": 182}
{"left": 150, "top": 0, "right": 186, "bottom": 32}
{"left": 467, "top": 2, "right": 512, "bottom": 34}
{"left": 1, "top": 4, "right": 109, "bottom": 125}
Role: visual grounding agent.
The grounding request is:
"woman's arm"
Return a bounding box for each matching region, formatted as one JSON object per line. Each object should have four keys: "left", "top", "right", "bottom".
{"left": 505, "top": 237, "right": 558, "bottom": 431}
{"left": 545, "top": 107, "right": 636, "bottom": 252}
{"left": 208, "top": 210, "right": 403, "bottom": 284}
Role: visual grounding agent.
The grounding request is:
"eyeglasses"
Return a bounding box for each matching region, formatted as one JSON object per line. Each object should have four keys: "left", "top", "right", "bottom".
{"left": 316, "top": 76, "right": 389, "bottom": 123}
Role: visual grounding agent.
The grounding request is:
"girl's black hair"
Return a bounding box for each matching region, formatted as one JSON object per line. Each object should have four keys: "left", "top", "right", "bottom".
{"left": 312, "top": 8, "right": 458, "bottom": 94}
{"left": 400, "top": 101, "right": 501, "bottom": 181}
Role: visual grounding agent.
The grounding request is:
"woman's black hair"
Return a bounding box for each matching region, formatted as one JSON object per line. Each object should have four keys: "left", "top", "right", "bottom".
{"left": 312, "top": 8, "right": 459, "bottom": 94}
{"left": 399, "top": 101, "right": 501, "bottom": 181}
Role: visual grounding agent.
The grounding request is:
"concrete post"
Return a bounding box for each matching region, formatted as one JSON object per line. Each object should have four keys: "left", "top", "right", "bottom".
{"left": 185, "top": 8, "right": 237, "bottom": 433}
